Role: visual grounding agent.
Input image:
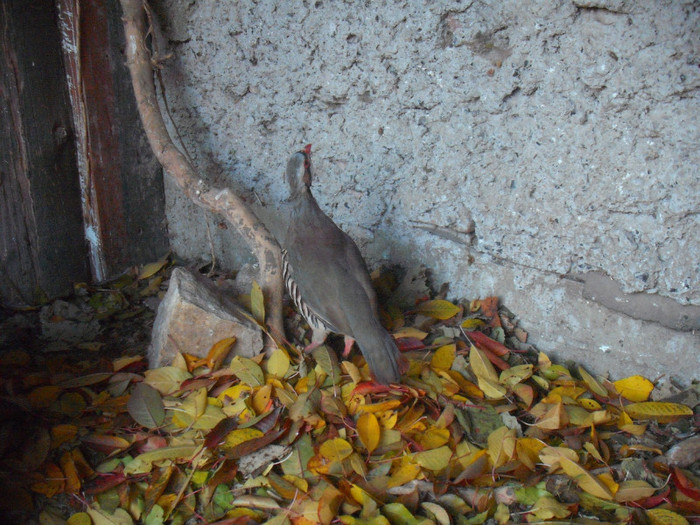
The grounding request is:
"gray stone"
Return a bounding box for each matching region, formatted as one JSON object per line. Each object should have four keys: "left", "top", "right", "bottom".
{"left": 39, "top": 300, "right": 101, "bottom": 344}
{"left": 148, "top": 267, "right": 263, "bottom": 368}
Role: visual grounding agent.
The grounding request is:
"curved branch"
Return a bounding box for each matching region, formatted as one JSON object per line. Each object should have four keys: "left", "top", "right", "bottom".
{"left": 119, "top": 0, "right": 284, "bottom": 345}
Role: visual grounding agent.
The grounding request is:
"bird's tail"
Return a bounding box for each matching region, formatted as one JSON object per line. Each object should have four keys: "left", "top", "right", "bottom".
{"left": 356, "top": 322, "right": 405, "bottom": 385}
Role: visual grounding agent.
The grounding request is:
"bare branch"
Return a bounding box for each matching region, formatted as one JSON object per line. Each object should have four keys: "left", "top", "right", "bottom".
{"left": 119, "top": 0, "right": 284, "bottom": 345}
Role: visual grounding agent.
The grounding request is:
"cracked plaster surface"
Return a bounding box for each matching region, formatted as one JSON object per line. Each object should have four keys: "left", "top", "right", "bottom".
{"left": 151, "top": 0, "right": 699, "bottom": 375}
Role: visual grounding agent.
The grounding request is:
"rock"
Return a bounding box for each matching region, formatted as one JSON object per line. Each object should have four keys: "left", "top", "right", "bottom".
{"left": 39, "top": 300, "right": 101, "bottom": 345}
{"left": 148, "top": 268, "right": 263, "bottom": 368}
{"left": 665, "top": 435, "right": 700, "bottom": 469}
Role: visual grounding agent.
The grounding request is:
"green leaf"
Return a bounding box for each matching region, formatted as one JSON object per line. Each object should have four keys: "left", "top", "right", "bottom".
{"left": 86, "top": 507, "right": 134, "bottom": 525}
{"left": 127, "top": 383, "right": 165, "bottom": 429}
{"left": 230, "top": 356, "right": 265, "bottom": 386}
{"left": 143, "top": 367, "right": 192, "bottom": 395}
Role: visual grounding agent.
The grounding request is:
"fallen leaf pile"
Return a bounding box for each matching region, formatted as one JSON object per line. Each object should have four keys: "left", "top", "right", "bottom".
{"left": 0, "top": 263, "right": 698, "bottom": 525}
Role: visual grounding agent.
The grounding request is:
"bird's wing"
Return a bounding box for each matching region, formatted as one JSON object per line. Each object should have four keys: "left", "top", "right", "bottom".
{"left": 284, "top": 205, "right": 374, "bottom": 337}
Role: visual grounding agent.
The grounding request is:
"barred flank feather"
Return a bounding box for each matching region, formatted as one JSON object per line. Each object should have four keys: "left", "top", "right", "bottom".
{"left": 282, "top": 249, "right": 329, "bottom": 335}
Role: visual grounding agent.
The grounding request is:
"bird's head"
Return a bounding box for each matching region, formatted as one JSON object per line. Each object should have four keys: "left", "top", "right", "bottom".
{"left": 285, "top": 144, "right": 313, "bottom": 197}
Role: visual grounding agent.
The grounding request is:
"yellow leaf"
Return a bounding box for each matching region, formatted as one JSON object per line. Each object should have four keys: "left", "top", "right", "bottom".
{"left": 138, "top": 257, "right": 168, "bottom": 280}
{"left": 447, "top": 371, "right": 484, "bottom": 399}
{"left": 614, "top": 480, "right": 656, "bottom": 502}
{"left": 392, "top": 327, "right": 429, "bottom": 340}
{"left": 266, "top": 348, "right": 290, "bottom": 378}
{"left": 647, "top": 508, "right": 690, "bottom": 525}
{"left": 67, "top": 513, "right": 92, "bottom": 525}
{"left": 579, "top": 398, "right": 602, "bottom": 410}
{"left": 512, "top": 383, "right": 534, "bottom": 407}
{"left": 413, "top": 299, "right": 461, "bottom": 320}
{"left": 341, "top": 360, "right": 363, "bottom": 384}
{"left": 376, "top": 409, "right": 398, "bottom": 430}
{"left": 499, "top": 364, "right": 533, "bottom": 387}
{"left": 318, "top": 486, "right": 344, "bottom": 525}
{"left": 477, "top": 376, "right": 507, "bottom": 400}
{"left": 224, "top": 428, "right": 264, "bottom": 449}
{"left": 413, "top": 445, "right": 453, "bottom": 471}
{"left": 613, "top": 375, "right": 654, "bottom": 402}
{"left": 539, "top": 446, "right": 579, "bottom": 469}
{"left": 252, "top": 384, "right": 272, "bottom": 414}
{"left": 584, "top": 442, "right": 604, "bottom": 464}
{"left": 516, "top": 437, "right": 546, "bottom": 471}
{"left": 469, "top": 345, "right": 498, "bottom": 381}
{"left": 431, "top": 344, "right": 456, "bottom": 370}
{"left": 578, "top": 365, "right": 608, "bottom": 397}
{"left": 558, "top": 456, "right": 613, "bottom": 500}
{"left": 218, "top": 384, "right": 252, "bottom": 402}
{"left": 422, "top": 501, "right": 452, "bottom": 525}
{"left": 528, "top": 495, "right": 571, "bottom": 520}
{"left": 359, "top": 399, "right": 402, "bottom": 413}
{"left": 417, "top": 427, "right": 451, "bottom": 450}
{"left": 597, "top": 472, "right": 619, "bottom": 495}
{"left": 625, "top": 401, "right": 693, "bottom": 422}
{"left": 535, "top": 402, "right": 568, "bottom": 430}
{"left": 544, "top": 385, "right": 587, "bottom": 403}
{"left": 387, "top": 462, "right": 422, "bottom": 488}
{"left": 357, "top": 413, "right": 381, "bottom": 454}
{"left": 319, "top": 438, "right": 353, "bottom": 462}
{"left": 460, "top": 318, "right": 485, "bottom": 330}
{"left": 282, "top": 474, "right": 308, "bottom": 493}
{"left": 250, "top": 280, "right": 265, "bottom": 324}
{"left": 487, "top": 426, "right": 516, "bottom": 468}
{"left": 618, "top": 411, "right": 648, "bottom": 435}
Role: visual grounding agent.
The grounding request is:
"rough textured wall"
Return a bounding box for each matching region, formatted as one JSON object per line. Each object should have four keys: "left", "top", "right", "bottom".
{"left": 153, "top": 0, "right": 699, "bottom": 380}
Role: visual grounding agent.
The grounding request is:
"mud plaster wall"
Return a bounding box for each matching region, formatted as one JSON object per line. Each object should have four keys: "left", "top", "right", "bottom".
{"left": 152, "top": 0, "right": 699, "bottom": 382}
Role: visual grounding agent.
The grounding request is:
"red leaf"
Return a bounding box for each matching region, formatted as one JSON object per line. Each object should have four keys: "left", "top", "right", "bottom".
{"left": 254, "top": 405, "right": 283, "bottom": 433}
{"left": 672, "top": 466, "right": 700, "bottom": 500}
{"left": 351, "top": 382, "right": 392, "bottom": 396}
{"left": 465, "top": 331, "right": 510, "bottom": 357}
{"left": 396, "top": 337, "right": 426, "bottom": 352}
{"left": 635, "top": 485, "right": 671, "bottom": 508}
{"left": 205, "top": 417, "right": 238, "bottom": 450}
{"left": 85, "top": 471, "right": 128, "bottom": 495}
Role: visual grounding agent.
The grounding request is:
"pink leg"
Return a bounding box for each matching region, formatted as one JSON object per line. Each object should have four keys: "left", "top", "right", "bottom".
{"left": 342, "top": 336, "right": 355, "bottom": 357}
{"left": 303, "top": 340, "right": 323, "bottom": 354}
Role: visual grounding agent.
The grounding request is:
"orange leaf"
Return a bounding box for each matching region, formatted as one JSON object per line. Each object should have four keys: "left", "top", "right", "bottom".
{"left": 59, "top": 450, "right": 82, "bottom": 494}
{"left": 31, "top": 463, "right": 65, "bottom": 498}
{"left": 206, "top": 336, "right": 237, "bottom": 371}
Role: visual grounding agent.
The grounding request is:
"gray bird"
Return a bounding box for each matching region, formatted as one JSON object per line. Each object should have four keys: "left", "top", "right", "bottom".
{"left": 281, "top": 145, "right": 403, "bottom": 384}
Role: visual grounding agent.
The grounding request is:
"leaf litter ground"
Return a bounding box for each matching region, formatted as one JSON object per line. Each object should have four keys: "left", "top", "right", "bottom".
{"left": 0, "top": 259, "right": 698, "bottom": 525}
